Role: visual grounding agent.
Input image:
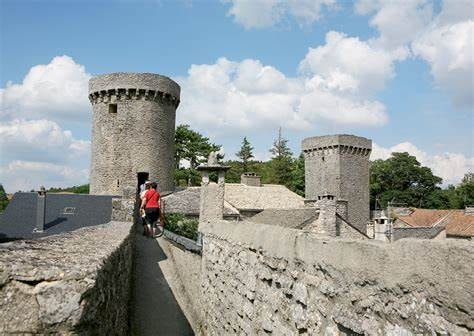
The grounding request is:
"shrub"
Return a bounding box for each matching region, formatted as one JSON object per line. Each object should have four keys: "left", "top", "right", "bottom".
{"left": 164, "top": 213, "right": 198, "bottom": 240}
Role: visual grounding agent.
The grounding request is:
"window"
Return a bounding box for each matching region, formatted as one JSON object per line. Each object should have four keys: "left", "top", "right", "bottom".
{"left": 62, "top": 207, "right": 76, "bottom": 215}
{"left": 109, "top": 103, "right": 117, "bottom": 114}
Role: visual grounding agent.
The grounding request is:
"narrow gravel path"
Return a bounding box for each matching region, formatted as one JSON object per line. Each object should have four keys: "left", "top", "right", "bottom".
{"left": 130, "top": 234, "right": 194, "bottom": 336}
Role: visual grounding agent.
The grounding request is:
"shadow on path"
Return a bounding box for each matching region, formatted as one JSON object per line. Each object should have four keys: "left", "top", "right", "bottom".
{"left": 130, "top": 234, "right": 194, "bottom": 336}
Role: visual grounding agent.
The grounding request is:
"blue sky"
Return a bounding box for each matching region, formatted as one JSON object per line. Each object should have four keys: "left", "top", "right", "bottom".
{"left": 0, "top": 0, "right": 473, "bottom": 192}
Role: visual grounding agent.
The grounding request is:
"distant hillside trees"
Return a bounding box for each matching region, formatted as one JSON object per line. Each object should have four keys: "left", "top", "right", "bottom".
{"left": 47, "top": 184, "right": 90, "bottom": 194}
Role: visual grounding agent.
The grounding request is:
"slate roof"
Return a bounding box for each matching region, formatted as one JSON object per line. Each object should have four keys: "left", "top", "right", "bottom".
{"left": 396, "top": 208, "right": 474, "bottom": 238}
{"left": 161, "top": 184, "right": 304, "bottom": 217}
{"left": 392, "top": 227, "right": 445, "bottom": 241}
{"left": 0, "top": 192, "right": 115, "bottom": 241}
{"left": 250, "top": 208, "right": 318, "bottom": 229}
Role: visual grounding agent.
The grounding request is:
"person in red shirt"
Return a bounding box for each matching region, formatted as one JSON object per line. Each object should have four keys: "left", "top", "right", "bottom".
{"left": 140, "top": 181, "right": 160, "bottom": 237}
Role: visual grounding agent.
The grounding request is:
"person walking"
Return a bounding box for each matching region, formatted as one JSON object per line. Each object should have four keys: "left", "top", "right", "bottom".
{"left": 140, "top": 181, "right": 160, "bottom": 237}
{"left": 139, "top": 181, "right": 152, "bottom": 235}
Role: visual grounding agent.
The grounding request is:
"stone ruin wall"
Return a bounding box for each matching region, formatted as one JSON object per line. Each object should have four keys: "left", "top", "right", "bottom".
{"left": 197, "top": 219, "right": 473, "bottom": 335}
{"left": 0, "top": 222, "right": 133, "bottom": 335}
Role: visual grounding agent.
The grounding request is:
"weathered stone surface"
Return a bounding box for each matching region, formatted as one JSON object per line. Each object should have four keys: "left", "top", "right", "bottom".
{"left": 199, "top": 219, "right": 474, "bottom": 335}
{"left": 0, "top": 221, "right": 133, "bottom": 335}
{"left": 302, "top": 134, "right": 372, "bottom": 232}
{"left": 89, "top": 72, "right": 179, "bottom": 195}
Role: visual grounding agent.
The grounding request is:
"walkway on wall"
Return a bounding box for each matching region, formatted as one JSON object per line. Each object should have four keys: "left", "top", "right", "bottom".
{"left": 129, "top": 234, "right": 194, "bottom": 336}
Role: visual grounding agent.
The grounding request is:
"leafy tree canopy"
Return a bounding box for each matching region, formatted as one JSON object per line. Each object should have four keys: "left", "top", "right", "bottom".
{"left": 175, "top": 124, "right": 221, "bottom": 186}
{"left": 370, "top": 152, "right": 442, "bottom": 209}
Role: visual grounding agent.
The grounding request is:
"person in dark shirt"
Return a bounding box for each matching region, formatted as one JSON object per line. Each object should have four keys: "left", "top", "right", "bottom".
{"left": 140, "top": 181, "right": 160, "bottom": 237}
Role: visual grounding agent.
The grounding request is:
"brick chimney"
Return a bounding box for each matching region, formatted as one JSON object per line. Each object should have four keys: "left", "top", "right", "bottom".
{"left": 240, "top": 172, "right": 261, "bottom": 187}
{"left": 34, "top": 186, "right": 47, "bottom": 233}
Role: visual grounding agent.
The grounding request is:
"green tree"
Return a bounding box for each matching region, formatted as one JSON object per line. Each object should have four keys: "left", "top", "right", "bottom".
{"left": 174, "top": 124, "right": 222, "bottom": 186}
{"left": 370, "top": 152, "right": 442, "bottom": 209}
{"left": 268, "top": 128, "right": 293, "bottom": 186}
{"left": 454, "top": 173, "right": 474, "bottom": 207}
{"left": 0, "top": 184, "right": 9, "bottom": 213}
{"left": 236, "top": 137, "right": 254, "bottom": 171}
{"left": 288, "top": 153, "right": 305, "bottom": 196}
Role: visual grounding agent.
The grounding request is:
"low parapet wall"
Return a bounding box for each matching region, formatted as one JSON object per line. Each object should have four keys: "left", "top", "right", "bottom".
{"left": 0, "top": 221, "right": 133, "bottom": 335}
{"left": 200, "top": 220, "right": 473, "bottom": 335}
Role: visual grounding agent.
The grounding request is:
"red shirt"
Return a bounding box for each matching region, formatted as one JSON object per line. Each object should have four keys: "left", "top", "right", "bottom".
{"left": 144, "top": 189, "right": 160, "bottom": 208}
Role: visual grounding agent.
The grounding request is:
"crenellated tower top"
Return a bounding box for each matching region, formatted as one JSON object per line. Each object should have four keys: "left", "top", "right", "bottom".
{"left": 302, "top": 134, "right": 372, "bottom": 158}
{"left": 88, "top": 72, "right": 180, "bottom": 107}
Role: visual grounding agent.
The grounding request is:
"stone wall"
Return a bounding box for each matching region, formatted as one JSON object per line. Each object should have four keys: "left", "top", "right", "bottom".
{"left": 200, "top": 219, "right": 473, "bottom": 335}
{"left": 0, "top": 221, "right": 133, "bottom": 335}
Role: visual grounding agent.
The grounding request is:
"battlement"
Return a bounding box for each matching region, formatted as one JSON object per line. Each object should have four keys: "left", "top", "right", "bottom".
{"left": 89, "top": 72, "right": 180, "bottom": 108}
{"left": 302, "top": 134, "right": 372, "bottom": 157}
{"left": 302, "top": 144, "right": 371, "bottom": 158}
{"left": 88, "top": 88, "right": 180, "bottom": 107}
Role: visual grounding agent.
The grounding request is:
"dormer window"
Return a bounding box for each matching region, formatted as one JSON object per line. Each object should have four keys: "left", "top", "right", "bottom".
{"left": 62, "top": 207, "right": 76, "bottom": 215}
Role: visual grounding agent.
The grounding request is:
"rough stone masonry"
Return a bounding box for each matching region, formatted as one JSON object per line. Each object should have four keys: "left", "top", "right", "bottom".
{"left": 0, "top": 222, "right": 133, "bottom": 335}
{"left": 88, "top": 73, "right": 180, "bottom": 195}
{"left": 302, "top": 134, "right": 372, "bottom": 233}
{"left": 197, "top": 219, "right": 473, "bottom": 336}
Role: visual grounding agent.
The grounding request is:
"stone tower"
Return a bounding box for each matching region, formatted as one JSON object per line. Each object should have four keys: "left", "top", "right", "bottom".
{"left": 88, "top": 73, "right": 180, "bottom": 195}
{"left": 302, "top": 135, "right": 372, "bottom": 232}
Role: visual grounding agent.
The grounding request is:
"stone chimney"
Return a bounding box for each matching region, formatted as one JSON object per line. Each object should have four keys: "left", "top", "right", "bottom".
{"left": 309, "top": 193, "right": 337, "bottom": 237}
{"left": 241, "top": 172, "right": 261, "bottom": 187}
{"left": 465, "top": 207, "right": 474, "bottom": 216}
{"left": 34, "top": 186, "right": 47, "bottom": 233}
{"left": 197, "top": 152, "right": 230, "bottom": 224}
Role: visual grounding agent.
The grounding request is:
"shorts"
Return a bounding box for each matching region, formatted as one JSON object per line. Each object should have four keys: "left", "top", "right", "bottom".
{"left": 145, "top": 207, "right": 160, "bottom": 225}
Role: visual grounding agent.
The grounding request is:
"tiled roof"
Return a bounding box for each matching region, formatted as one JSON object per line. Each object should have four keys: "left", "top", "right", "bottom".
{"left": 224, "top": 184, "right": 304, "bottom": 210}
{"left": 0, "top": 192, "right": 115, "bottom": 241}
{"left": 443, "top": 211, "right": 474, "bottom": 237}
{"left": 397, "top": 208, "right": 474, "bottom": 237}
{"left": 250, "top": 208, "right": 318, "bottom": 229}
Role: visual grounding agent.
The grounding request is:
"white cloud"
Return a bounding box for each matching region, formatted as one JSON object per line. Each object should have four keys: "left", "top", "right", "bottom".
{"left": 371, "top": 142, "right": 474, "bottom": 186}
{"left": 224, "top": 0, "right": 335, "bottom": 29}
{"left": 412, "top": 0, "right": 473, "bottom": 107}
{"left": 0, "top": 161, "right": 89, "bottom": 193}
{"left": 299, "top": 31, "right": 396, "bottom": 94}
{"left": 0, "top": 55, "right": 91, "bottom": 123}
{"left": 0, "top": 119, "right": 90, "bottom": 192}
{"left": 177, "top": 48, "right": 390, "bottom": 133}
{"left": 355, "top": 0, "right": 473, "bottom": 107}
{"left": 356, "top": 0, "right": 433, "bottom": 54}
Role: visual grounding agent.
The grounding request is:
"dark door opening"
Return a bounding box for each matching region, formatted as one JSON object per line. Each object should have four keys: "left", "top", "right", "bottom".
{"left": 137, "top": 172, "right": 149, "bottom": 192}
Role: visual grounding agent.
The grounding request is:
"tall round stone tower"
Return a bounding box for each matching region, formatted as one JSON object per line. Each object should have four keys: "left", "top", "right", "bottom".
{"left": 88, "top": 73, "right": 180, "bottom": 195}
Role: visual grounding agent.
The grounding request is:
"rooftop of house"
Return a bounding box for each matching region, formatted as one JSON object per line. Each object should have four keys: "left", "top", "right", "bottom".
{"left": 162, "top": 184, "right": 304, "bottom": 217}
{"left": 392, "top": 226, "right": 445, "bottom": 241}
{"left": 250, "top": 208, "right": 318, "bottom": 229}
{"left": 396, "top": 208, "right": 474, "bottom": 238}
{"left": 224, "top": 183, "right": 304, "bottom": 210}
{"left": 0, "top": 192, "right": 115, "bottom": 242}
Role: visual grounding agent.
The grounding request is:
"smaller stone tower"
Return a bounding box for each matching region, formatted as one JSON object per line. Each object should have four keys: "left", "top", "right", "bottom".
{"left": 302, "top": 134, "right": 372, "bottom": 232}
